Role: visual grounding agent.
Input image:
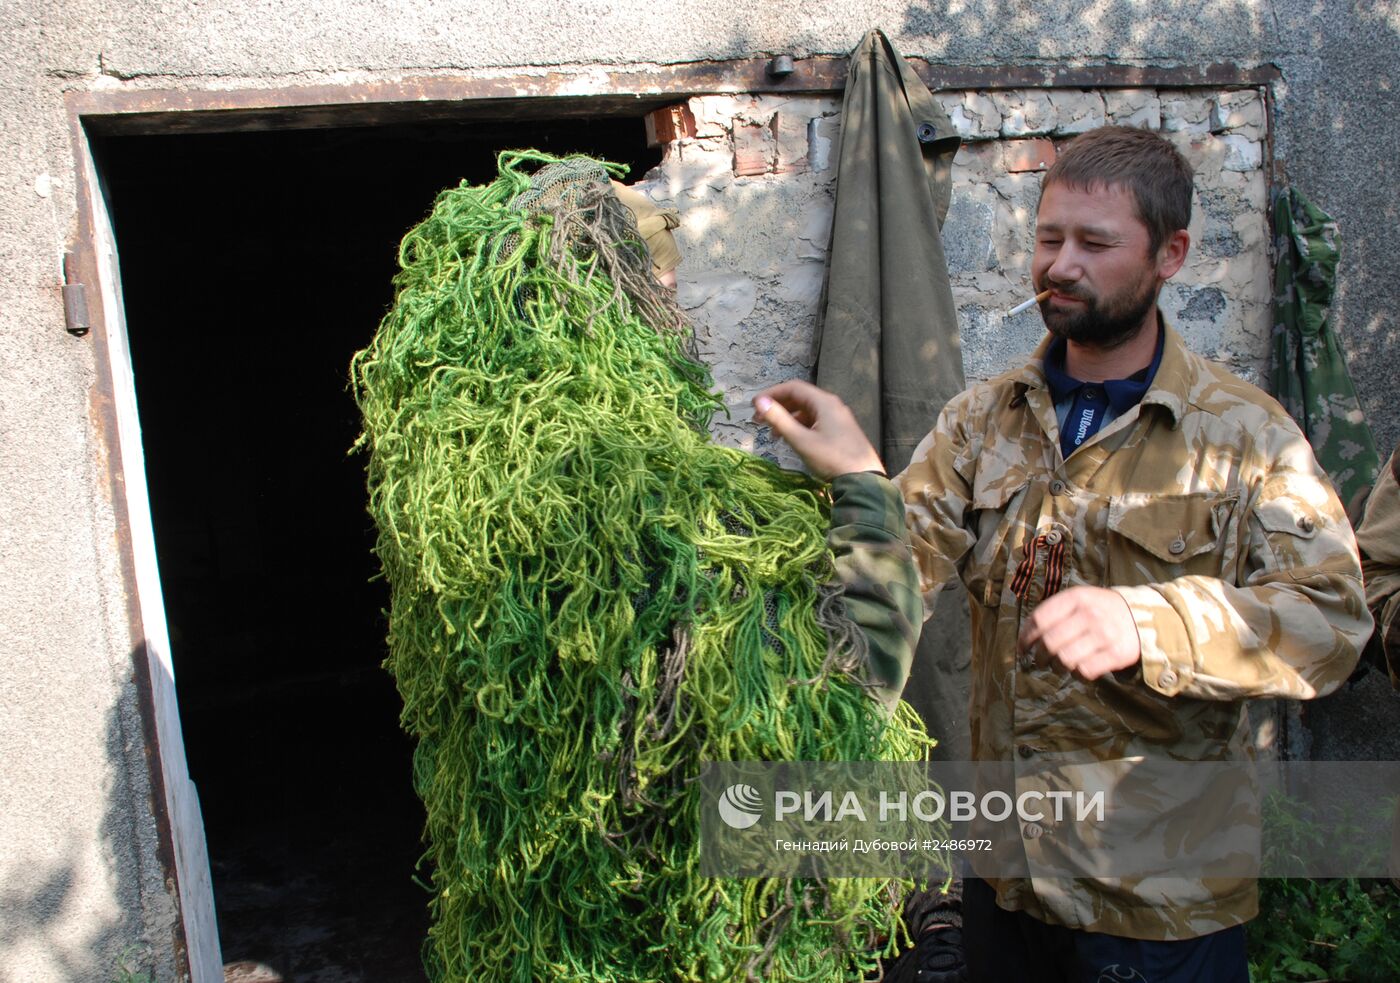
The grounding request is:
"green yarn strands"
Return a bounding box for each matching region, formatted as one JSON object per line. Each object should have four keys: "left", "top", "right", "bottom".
{"left": 350, "top": 152, "right": 931, "bottom": 982}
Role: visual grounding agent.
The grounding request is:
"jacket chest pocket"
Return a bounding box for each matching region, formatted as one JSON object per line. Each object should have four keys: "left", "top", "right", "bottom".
{"left": 964, "top": 474, "right": 1032, "bottom": 608}
{"left": 1106, "top": 491, "right": 1239, "bottom": 586}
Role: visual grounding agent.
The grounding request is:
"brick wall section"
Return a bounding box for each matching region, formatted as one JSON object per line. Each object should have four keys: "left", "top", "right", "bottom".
{"left": 632, "top": 87, "right": 1270, "bottom": 464}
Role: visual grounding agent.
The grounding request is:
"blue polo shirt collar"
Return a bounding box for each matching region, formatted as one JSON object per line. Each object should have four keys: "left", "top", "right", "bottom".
{"left": 1042, "top": 322, "right": 1165, "bottom": 457}
{"left": 1043, "top": 324, "right": 1165, "bottom": 411}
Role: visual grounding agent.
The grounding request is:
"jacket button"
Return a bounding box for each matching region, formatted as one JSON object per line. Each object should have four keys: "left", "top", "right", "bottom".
{"left": 1298, "top": 515, "right": 1315, "bottom": 533}
{"left": 1045, "top": 529, "right": 1063, "bottom": 546}
{"left": 1168, "top": 536, "right": 1186, "bottom": 555}
{"left": 1023, "top": 822, "right": 1044, "bottom": 839}
{"left": 1019, "top": 652, "right": 1036, "bottom": 672}
{"left": 1017, "top": 743, "right": 1035, "bottom": 759}
{"left": 1050, "top": 479, "right": 1066, "bottom": 495}
{"left": 1159, "top": 668, "right": 1179, "bottom": 688}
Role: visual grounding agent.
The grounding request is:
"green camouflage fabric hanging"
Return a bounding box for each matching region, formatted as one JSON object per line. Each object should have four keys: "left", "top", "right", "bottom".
{"left": 1270, "top": 187, "right": 1379, "bottom": 505}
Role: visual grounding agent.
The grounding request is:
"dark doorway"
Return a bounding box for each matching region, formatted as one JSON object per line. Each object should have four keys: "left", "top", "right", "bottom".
{"left": 96, "top": 115, "right": 661, "bottom": 982}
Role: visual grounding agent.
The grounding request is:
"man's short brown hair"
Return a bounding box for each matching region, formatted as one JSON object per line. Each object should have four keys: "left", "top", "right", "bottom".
{"left": 1041, "top": 125, "right": 1194, "bottom": 254}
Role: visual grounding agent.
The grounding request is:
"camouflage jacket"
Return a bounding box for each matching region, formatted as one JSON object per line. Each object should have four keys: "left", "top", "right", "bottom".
{"left": 1356, "top": 445, "right": 1400, "bottom": 687}
{"left": 830, "top": 319, "right": 1370, "bottom": 940}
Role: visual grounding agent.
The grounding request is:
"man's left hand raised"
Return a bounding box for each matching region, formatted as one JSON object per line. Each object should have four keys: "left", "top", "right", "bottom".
{"left": 1017, "top": 586, "right": 1142, "bottom": 681}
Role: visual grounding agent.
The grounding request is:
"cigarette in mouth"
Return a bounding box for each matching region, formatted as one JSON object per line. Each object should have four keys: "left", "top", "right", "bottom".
{"left": 1008, "top": 289, "right": 1053, "bottom": 316}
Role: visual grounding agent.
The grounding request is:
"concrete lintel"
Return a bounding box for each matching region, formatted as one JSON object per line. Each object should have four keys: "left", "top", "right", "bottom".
{"left": 66, "top": 58, "right": 1282, "bottom": 137}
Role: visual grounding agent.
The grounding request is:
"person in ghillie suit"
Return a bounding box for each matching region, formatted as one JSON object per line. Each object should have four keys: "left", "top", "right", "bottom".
{"left": 351, "top": 155, "right": 938, "bottom": 983}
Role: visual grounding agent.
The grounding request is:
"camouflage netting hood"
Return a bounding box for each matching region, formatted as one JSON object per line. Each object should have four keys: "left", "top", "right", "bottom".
{"left": 350, "top": 152, "right": 930, "bottom": 981}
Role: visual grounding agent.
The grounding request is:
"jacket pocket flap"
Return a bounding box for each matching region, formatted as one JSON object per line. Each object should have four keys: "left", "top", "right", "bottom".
{"left": 1108, "top": 492, "right": 1238, "bottom": 562}
{"left": 1253, "top": 496, "right": 1320, "bottom": 539}
{"left": 971, "top": 469, "right": 1031, "bottom": 511}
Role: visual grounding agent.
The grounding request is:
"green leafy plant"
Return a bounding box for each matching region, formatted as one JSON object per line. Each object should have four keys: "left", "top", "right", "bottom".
{"left": 1249, "top": 877, "right": 1400, "bottom": 981}
{"left": 1249, "top": 790, "right": 1400, "bottom": 981}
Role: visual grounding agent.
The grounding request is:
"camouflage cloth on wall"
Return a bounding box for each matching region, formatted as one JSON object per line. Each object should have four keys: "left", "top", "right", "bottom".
{"left": 1270, "top": 187, "right": 1379, "bottom": 505}
{"left": 840, "top": 319, "right": 1370, "bottom": 939}
{"left": 813, "top": 27, "right": 962, "bottom": 464}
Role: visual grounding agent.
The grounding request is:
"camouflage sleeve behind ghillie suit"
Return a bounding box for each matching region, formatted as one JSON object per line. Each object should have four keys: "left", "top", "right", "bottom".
{"left": 1356, "top": 445, "right": 1400, "bottom": 687}
{"left": 827, "top": 471, "right": 924, "bottom": 711}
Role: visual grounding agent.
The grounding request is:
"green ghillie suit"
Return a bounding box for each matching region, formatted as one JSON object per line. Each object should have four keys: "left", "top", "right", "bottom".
{"left": 351, "top": 152, "right": 930, "bottom": 982}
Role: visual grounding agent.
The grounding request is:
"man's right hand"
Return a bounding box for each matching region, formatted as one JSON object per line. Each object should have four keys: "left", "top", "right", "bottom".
{"left": 752, "top": 380, "right": 886, "bottom": 481}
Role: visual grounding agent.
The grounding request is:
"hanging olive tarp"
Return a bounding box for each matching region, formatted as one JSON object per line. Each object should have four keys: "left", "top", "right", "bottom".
{"left": 813, "top": 26, "right": 972, "bottom": 766}
{"left": 350, "top": 152, "right": 931, "bottom": 982}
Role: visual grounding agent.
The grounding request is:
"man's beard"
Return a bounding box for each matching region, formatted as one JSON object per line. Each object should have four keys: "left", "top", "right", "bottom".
{"left": 1039, "top": 275, "right": 1160, "bottom": 350}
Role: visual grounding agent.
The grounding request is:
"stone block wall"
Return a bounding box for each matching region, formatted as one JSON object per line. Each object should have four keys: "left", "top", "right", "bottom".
{"left": 631, "top": 86, "right": 1271, "bottom": 464}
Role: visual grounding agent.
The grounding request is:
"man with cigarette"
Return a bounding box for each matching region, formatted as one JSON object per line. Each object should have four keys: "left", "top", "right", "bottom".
{"left": 756, "top": 126, "right": 1370, "bottom": 982}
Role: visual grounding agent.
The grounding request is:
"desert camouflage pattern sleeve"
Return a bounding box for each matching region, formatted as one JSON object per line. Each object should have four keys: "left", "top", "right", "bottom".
{"left": 1113, "top": 416, "right": 1371, "bottom": 702}
{"left": 827, "top": 471, "right": 923, "bottom": 709}
{"left": 1355, "top": 445, "right": 1400, "bottom": 687}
